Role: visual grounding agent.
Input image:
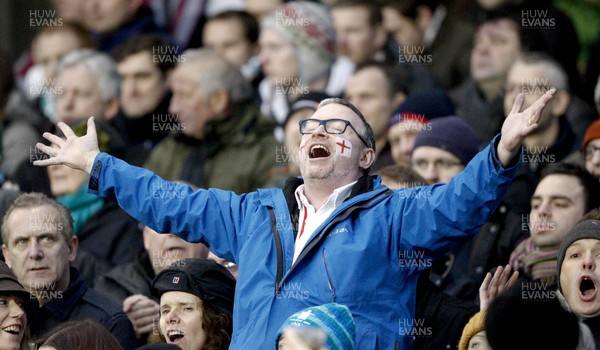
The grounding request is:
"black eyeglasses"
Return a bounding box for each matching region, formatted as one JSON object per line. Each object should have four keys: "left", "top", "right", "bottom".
{"left": 298, "top": 118, "right": 369, "bottom": 147}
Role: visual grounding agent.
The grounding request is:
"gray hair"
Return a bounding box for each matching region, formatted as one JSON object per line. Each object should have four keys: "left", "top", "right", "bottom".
{"left": 515, "top": 52, "right": 568, "bottom": 91}
{"left": 56, "top": 49, "right": 119, "bottom": 102}
{"left": 180, "top": 48, "right": 252, "bottom": 104}
{"left": 2, "top": 193, "right": 74, "bottom": 247}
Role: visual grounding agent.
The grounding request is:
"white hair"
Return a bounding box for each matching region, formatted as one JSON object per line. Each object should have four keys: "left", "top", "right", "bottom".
{"left": 56, "top": 49, "right": 119, "bottom": 102}
{"left": 180, "top": 48, "right": 252, "bottom": 104}
{"left": 514, "top": 52, "right": 568, "bottom": 90}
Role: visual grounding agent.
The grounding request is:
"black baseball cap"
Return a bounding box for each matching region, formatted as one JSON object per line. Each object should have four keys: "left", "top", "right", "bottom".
{"left": 152, "top": 259, "right": 236, "bottom": 317}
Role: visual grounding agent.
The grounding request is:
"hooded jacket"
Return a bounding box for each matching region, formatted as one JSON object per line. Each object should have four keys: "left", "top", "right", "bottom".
{"left": 88, "top": 135, "right": 518, "bottom": 349}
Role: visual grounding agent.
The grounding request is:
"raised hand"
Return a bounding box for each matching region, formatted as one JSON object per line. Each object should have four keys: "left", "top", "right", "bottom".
{"left": 123, "top": 294, "right": 160, "bottom": 338}
{"left": 34, "top": 117, "right": 101, "bottom": 174}
{"left": 479, "top": 264, "right": 519, "bottom": 311}
{"left": 497, "top": 88, "right": 556, "bottom": 166}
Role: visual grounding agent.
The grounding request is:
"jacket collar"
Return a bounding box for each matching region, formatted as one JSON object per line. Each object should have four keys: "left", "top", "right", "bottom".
{"left": 44, "top": 268, "right": 87, "bottom": 321}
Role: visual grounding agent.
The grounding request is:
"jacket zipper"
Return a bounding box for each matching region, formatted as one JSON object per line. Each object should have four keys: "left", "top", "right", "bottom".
{"left": 268, "top": 208, "right": 284, "bottom": 296}
{"left": 322, "top": 249, "right": 336, "bottom": 302}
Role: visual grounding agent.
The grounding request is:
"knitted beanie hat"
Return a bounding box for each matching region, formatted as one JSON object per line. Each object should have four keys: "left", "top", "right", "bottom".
{"left": 557, "top": 220, "right": 600, "bottom": 292}
{"left": 582, "top": 119, "right": 600, "bottom": 149}
{"left": 458, "top": 310, "right": 487, "bottom": 350}
{"left": 388, "top": 89, "right": 455, "bottom": 128}
{"left": 261, "top": 1, "right": 335, "bottom": 85}
{"left": 276, "top": 303, "right": 356, "bottom": 350}
{"left": 411, "top": 116, "right": 480, "bottom": 165}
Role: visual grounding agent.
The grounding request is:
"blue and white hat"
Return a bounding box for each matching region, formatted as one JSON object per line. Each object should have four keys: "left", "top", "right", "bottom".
{"left": 276, "top": 303, "right": 356, "bottom": 350}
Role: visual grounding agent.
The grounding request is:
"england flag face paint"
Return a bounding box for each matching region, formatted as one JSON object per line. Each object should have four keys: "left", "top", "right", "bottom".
{"left": 335, "top": 137, "right": 352, "bottom": 158}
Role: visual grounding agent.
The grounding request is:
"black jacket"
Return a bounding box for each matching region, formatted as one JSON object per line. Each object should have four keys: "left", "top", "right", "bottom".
{"left": 30, "top": 268, "right": 138, "bottom": 350}
{"left": 93, "top": 251, "right": 158, "bottom": 305}
{"left": 73, "top": 201, "right": 144, "bottom": 285}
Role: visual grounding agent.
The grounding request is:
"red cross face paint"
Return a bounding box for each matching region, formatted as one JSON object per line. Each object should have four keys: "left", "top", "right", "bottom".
{"left": 335, "top": 137, "right": 353, "bottom": 158}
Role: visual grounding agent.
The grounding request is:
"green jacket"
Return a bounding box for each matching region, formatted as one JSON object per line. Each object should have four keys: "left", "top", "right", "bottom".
{"left": 144, "top": 102, "right": 279, "bottom": 193}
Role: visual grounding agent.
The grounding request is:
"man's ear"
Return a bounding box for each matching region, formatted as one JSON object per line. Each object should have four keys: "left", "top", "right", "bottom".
{"left": 67, "top": 236, "right": 78, "bottom": 262}
{"left": 103, "top": 97, "right": 120, "bottom": 121}
{"left": 373, "top": 24, "right": 388, "bottom": 52}
{"left": 2, "top": 244, "right": 11, "bottom": 268}
{"left": 359, "top": 148, "right": 376, "bottom": 171}
{"left": 392, "top": 91, "right": 407, "bottom": 108}
{"left": 209, "top": 90, "right": 230, "bottom": 116}
{"left": 549, "top": 89, "right": 570, "bottom": 117}
{"left": 415, "top": 6, "right": 434, "bottom": 33}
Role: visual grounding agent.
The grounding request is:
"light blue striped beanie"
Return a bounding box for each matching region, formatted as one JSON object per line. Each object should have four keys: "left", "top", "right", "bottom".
{"left": 275, "top": 303, "right": 356, "bottom": 350}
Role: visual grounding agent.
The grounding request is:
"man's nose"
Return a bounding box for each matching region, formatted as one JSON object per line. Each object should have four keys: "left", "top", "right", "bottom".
{"left": 28, "top": 240, "right": 44, "bottom": 260}
{"left": 421, "top": 163, "right": 439, "bottom": 185}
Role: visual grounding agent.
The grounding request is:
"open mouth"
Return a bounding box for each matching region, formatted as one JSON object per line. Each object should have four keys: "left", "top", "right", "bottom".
{"left": 2, "top": 325, "right": 22, "bottom": 335}
{"left": 309, "top": 145, "right": 331, "bottom": 159}
{"left": 580, "top": 276, "right": 597, "bottom": 300}
{"left": 167, "top": 330, "right": 185, "bottom": 343}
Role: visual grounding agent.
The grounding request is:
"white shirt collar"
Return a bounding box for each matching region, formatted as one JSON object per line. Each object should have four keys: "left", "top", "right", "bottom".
{"left": 294, "top": 181, "right": 358, "bottom": 211}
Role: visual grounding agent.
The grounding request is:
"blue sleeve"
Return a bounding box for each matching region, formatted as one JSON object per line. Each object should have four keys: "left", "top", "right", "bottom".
{"left": 87, "top": 152, "right": 248, "bottom": 261}
{"left": 396, "top": 134, "right": 521, "bottom": 254}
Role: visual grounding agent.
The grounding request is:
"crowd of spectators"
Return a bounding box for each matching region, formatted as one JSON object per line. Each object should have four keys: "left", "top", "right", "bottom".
{"left": 0, "top": 0, "right": 600, "bottom": 349}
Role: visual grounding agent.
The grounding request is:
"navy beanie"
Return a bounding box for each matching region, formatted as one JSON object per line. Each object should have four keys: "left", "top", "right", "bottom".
{"left": 388, "top": 89, "right": 455, "bottom": 128}
{"left": 411, "top": 116, "right": 480, "bottom": 165}
{"left": 557, "top": 219, "right": 600, "bottom": 292}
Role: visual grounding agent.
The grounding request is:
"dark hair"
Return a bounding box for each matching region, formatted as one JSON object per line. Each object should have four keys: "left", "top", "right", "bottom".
{"left": 34, "top": 21, "right": 95, "bottom": 51}
{"left": 476, "top": 5, "right": 548, "bottom": 53}
{"left": 201, "top": 302, "right": 233, "bottom": 350}
{"left": 381, "top": 0, "right": 446, "bottom": 20}
{"left": 353, "top": 60, "right": 409, "bottom": 98}
{"left": 112, "top": 33, "right": 176, "bottom": 74}
{"left": 331, "top": 0, "right": 383, "bottom": 26}
{"left": 0, "top": 50, "right": 13, "bottom": 113}
{"left": 207, "top": 10, "right": 259, "bottom": 44}
{"left": 540, "top": 162, "right": 600, "bottom": 213}
{"left": 34, "top": 319, "right": 123, "bottom": 350}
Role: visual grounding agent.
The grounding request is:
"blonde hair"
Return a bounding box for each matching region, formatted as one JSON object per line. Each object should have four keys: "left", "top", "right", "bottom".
{"left": 458, "top": 309, "right": 487, "bottom": 350}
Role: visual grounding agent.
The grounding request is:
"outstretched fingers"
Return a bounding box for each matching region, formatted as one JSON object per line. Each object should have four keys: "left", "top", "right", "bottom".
{"left": 56, "top": 121, "right": 76, "bottom": 139}
{"left": 526, "top": 88, "right": 556, "bottom": 125}
{"left": 42, "top": 131, "right": 65, "bottom": 147}
{"left": 33, "top": 143, "right": 60, "bottom": 166}
{"left": 86, "top": 116, "right": 97, "bottom": 137}
{"left": 510, "top": 92, "right": 525, "bottom": 115}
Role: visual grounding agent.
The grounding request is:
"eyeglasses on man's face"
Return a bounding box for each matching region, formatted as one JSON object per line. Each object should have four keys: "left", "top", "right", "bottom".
{"left": 298, "top": 118, "right": 369, "bottom": 147}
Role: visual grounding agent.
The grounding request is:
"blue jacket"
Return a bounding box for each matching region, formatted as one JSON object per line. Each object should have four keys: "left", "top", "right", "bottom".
{"left": 88, "top": 136, "right": 519, "bottom": 349}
